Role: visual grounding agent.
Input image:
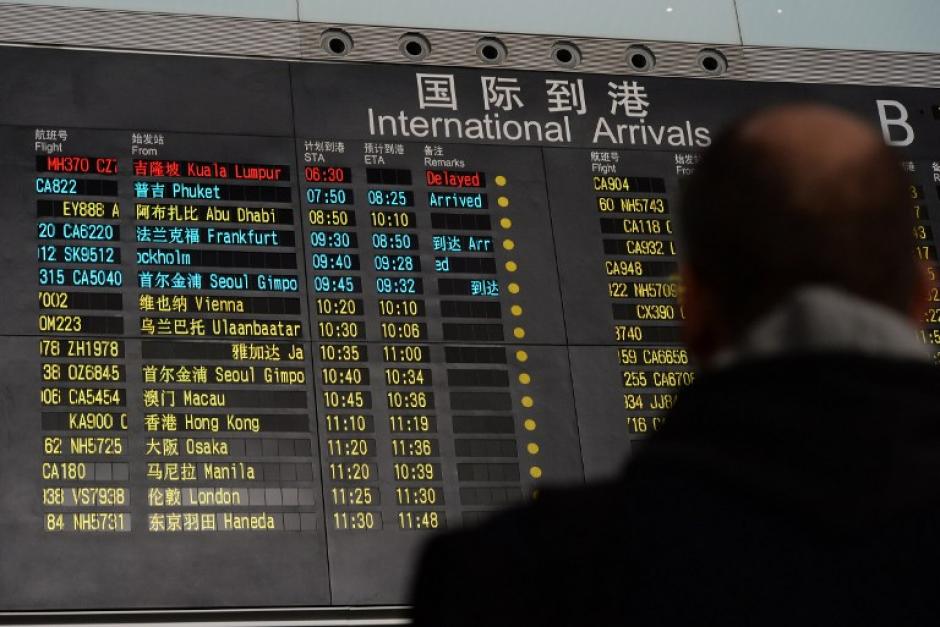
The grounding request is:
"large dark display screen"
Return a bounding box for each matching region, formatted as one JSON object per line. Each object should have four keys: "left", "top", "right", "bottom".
{"left": 0, "top": 45, "right": 937, "bottom": 610}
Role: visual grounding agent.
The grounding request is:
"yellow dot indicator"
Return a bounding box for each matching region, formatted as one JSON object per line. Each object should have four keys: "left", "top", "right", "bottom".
{"left": 521, "top": 395, "right": 534, "bottom": 408}
{"left": 518, "top": 372, "right": 531, "bottom": 384}
{"left": 515, "top": 349, "right": 528, "bottom": 362}
{"left": 495, "top": 175, "right": 507, "bottom": 187}
{"left": 505, "top": 261, "right": 518, "bottom": 273}
{"left": 513, "top": 327, "right": 526, "bottom": 339}
{"left": 523, "top": 418, "right": 537, "bottom": 431}
{"left": 507, "top": 282, "right": 520, "bottom": 294}
{"left": 497, "top": 196, "right": 510, "bottom": 208}
{"left": 527, "top": 442, "right": 540, "bottom": 455}
{"left": 529, "top": 466, "right": 543, "bottom": 479}
{"left": 531, "top": 489, "right": 540, "bottom": 499}
{"left": 499, "top": 217, "right": 513, "bottom": 229}
{"left": 510, "top": 304, "right": 523, "bottom": 316}
{"left": 502, "top": 238, "right": 515, "bottom": 251}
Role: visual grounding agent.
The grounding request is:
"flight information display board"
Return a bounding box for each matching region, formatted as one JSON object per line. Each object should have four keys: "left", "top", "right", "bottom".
{"left": 0, "top": 45, "right": 937, "bottom": 610}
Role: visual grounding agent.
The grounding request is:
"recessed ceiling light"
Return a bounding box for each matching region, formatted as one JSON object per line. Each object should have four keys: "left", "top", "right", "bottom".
{"left": 666, "top": 6, "right": 674, "bottom": 12}
{"left": 776, "top": 8, "right": 783, "bottom": 13}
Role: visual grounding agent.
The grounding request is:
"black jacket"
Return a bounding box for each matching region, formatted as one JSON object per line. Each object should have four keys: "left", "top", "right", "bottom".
{"left": 411, "top": 353, "right": 940, "bottom": 626}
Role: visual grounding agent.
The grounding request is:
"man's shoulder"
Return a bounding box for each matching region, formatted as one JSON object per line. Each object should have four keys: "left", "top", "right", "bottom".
{"left": 693, "top": 352, "right": 939, "bottom": 397}
{"left": 420, "top": 480, "right": 621, "bottom": 559}
{"left": 663, "top": 352, "right": 940, "bottom": 443}
{"left": 410, "top": 481, "right": 627, "bottom": 626}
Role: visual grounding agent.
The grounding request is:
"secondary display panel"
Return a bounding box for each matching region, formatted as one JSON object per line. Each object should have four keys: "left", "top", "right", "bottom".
{"left": 0, "top": 45, "right": 937, "bottom": 610}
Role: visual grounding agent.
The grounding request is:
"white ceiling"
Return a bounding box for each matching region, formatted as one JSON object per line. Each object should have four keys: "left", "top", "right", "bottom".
{"left": 1, "top": 0, "right": 938, "bottom": 53}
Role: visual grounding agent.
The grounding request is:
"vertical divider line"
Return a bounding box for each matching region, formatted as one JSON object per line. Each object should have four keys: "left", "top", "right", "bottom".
{"left": 538, "top": 145, "right": 588, "bottom": 484}
{"left": 732, "top": 0, "right": 745, "bottom": 46}
{"left": 286, "top": 61, "right": 334, "bottom": 603}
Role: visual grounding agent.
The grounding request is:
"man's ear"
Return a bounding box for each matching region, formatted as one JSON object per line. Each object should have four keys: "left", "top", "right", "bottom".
{"left": 910, "top": 262, "right": 934, "bottom": 325}
{"left": 679, "top": 265, "right": 728, "bottom": 363}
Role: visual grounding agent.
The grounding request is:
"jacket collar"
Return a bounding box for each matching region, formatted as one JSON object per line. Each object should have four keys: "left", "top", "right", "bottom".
{"left": 710, "top": 286, "right": 930, "bottom": 370}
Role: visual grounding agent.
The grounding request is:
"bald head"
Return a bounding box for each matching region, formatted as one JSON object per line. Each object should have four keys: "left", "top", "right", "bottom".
{"left": 678, "top": 104, "right": 921, "bottom": 352}
{"left": 739, "top": 106, "right": 895, "bottom": 228}
{"left": 741, "top": 104, "right": 884, "bottom": 166}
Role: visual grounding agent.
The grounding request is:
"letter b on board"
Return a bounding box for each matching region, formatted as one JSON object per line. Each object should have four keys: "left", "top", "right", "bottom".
{"left": 876, "top": 100, "right": 914, "bottom": 147}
